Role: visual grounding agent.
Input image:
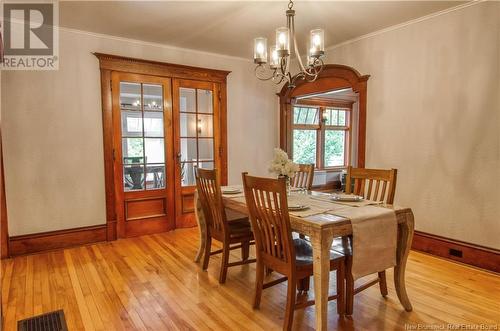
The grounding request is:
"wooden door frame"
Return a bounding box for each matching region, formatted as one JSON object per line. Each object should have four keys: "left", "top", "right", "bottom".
{"left": 94, "top": 53, "right": 230, "bottom": 240}
{"left": 0, "top": 127, "right": 9, "bottom": 258}
{"left": 278, "top": 64, "right": 369, "bottom": 168}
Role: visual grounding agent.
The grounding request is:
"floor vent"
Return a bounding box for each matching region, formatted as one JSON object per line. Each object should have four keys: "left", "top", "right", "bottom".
{"left": 17, "top": 310, "right": 68, "bottom": 331}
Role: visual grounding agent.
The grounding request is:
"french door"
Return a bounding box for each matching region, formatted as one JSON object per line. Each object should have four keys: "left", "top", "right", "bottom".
{"left": 111, "top": 72, "right": 175, "bottom": 237}
{"left": 173, "top": 79, "right": 221, "bottom": 228}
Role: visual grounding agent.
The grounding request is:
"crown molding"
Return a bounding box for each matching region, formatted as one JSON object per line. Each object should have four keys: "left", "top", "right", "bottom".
{"left": 326, "top": 0, "right": 486, "bottom": 52}
{"left": 58, "top": 26, "right": 252, "bottom": 64}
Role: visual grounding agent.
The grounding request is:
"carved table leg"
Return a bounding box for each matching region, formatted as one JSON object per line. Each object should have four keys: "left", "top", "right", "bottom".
{"left": 394, "top": 211, "right": 414, "bottom": 311}
{"left": 194, "top": 191, "right": 207, "bottom": 263}
{"left": 311, "top": 229, "right": 334, "bottom": 331}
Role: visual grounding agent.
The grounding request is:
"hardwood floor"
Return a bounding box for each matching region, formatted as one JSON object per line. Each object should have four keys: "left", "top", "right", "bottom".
{"left": 1, "top": 228, "right": 499, "bottom": 330}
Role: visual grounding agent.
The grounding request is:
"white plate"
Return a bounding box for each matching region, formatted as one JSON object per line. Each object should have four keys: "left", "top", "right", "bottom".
{"left": 288, "top": 204, "right": 309, "bottom": 211}
{"left": 222, "top": 188, "right": 242, "bottom": 194}
{"left": 331, "top": 194, "right": 364, "bottom": 202}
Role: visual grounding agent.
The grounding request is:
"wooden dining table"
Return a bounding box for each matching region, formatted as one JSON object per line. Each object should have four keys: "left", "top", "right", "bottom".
{"left": 195, "top": 189, "right": 415, "bottom": 331}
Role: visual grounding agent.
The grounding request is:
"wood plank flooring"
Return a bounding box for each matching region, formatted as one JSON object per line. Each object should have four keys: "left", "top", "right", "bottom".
{"left": 1, "top": 228, "right": 499, "bottom": 330}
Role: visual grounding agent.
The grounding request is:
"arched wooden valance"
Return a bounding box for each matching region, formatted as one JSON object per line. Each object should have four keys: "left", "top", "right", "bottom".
{"left": 278, "top": 64, "right": 370, "bottom": 167}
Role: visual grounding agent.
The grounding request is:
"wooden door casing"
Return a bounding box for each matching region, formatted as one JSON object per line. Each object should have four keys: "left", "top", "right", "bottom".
{"left": 111, "top": 72, "right": 175, "bottom": 238}
{"left": 95, "top": 53, "right": 229, "bottom": 237}
{"left": 173, "top": 79, "right": 222, "bottom": 228}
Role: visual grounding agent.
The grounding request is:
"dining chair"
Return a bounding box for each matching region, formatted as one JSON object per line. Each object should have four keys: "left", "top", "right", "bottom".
{"left": 195, "top": 167, "right": 256, "bottom": 284}
{"left": 294, "top": 164, "right": 315, "bottom": 242}
{"left": 334, "top": 165, "right": 398, "bottom": 315}
{"left": 291, "top": 163, "right": 315, "bottom": 191}
{"left": 242, "top": 173, "right": 345, "bottom": 331}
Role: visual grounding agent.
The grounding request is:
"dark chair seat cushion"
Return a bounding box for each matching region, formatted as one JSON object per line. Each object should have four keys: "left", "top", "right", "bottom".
{"left": 294, "top": 238, "right": 344, "bottom": 266}
{"left": 225, "top": 209, "right": 249, "bottom": 223}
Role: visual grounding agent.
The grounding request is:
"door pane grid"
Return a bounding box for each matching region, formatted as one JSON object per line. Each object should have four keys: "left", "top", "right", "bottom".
{"left": 121, "top": 81, "right": 165, "bottom": 191}
{"left": 180, "top": 87, "right": 214, "bottom": 186}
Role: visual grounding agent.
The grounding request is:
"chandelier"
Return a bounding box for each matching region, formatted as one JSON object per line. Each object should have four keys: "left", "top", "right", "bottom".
{"left": 253, "top": 0, "right": 325, "bottom": 88}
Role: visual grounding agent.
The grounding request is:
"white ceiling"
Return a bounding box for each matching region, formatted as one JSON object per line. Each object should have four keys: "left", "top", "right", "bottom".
{"left": 60, "top": 1, "right": 467, "bottom": 59}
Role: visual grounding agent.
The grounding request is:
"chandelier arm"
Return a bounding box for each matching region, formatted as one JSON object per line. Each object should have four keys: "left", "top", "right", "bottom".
{"left": 254, "top": 65, "right": 278, "bottom": 81}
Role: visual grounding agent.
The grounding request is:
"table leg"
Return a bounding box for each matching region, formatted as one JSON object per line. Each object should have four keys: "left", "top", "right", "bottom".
{"left": 311, "top": 229, "right": 334, "bottom": 331}
{"left": 394, "top": 211, "right": 415, "bottom": 311}
{"left": 194, "top": 191, "right": 207, "bottom": 263}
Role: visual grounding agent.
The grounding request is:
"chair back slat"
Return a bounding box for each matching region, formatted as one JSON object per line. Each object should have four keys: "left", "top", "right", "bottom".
{"left": 345, "top": 166, "right": 397, "bottom": 204}
{"left": 242, "top": 173, "right": 294, "bottom": 268}
{"left": 291, "top": 164, "right": 314, "bottom": 190}
{"left": 195, "top": 168, "right": 227, "bottom": 235}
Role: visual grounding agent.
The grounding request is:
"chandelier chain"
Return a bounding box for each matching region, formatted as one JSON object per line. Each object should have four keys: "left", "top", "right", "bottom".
{"left": 288, "top": 0, "right": 294, "bottom": 10}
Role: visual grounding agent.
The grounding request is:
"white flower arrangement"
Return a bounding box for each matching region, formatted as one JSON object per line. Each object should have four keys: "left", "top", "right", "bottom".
{"left": 268, "top": 148, "right": 299, "bottom": 178}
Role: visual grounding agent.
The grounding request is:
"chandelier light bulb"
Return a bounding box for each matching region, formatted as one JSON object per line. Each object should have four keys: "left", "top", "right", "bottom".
{"left": 253, "top": 37, "right": 268, "bottom": 64}
{"left": 275, "top": 27, "right": 290, "bottom": 57}
{"left": 309, "top": 29, "right": 325, "bottom": 57}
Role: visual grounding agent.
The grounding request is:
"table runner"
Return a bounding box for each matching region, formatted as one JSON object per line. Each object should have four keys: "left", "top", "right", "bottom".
{"left": 327, "top": 205, "right": 397, "bottom": 279}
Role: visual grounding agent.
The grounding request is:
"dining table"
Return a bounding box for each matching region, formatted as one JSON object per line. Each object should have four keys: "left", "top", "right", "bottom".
{"left": 194, "top": 188, "right": 415, "bottom": 331}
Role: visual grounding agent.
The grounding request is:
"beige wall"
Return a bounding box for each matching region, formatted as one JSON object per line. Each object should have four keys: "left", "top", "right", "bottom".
{"left": 2, "top": 29, "right": 277, "bottom": 236}
{"left": 327, "top": 2, "right": 500, "bottom": 249}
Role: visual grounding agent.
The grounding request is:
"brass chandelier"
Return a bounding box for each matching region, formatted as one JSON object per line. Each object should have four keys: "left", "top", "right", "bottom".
{"left": 253, "top": 0, "right": 325, "bottom": 88}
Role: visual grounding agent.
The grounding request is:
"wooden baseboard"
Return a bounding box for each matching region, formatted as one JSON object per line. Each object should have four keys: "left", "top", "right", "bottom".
{"left": 412, "top": 231, "right": 500, "bottom": 273}
{"left": 9, "top": 224, "right": 107, "bottom": 256}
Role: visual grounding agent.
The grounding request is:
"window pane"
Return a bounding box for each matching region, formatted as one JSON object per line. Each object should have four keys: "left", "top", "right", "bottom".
{"left": 180, "top": 88, "right": 196, "bottom": 113}
{"left": 198, "top": 138, "right": 214, "bottom": 161}
{"left": 197, "top": 89, "right": 213, "bottom": 113}
{"left": 120, "top": 82, "right": 141, "bottom": 111}
{"left": 144, "top": 111, "right": 163, "bottom": 137}
{"left": 143, "top": 84, "right": 163, "bottom": 111}
{"left": 292, "top": 130, "right": 316, "bottom": 164}
{"left": 198, "top": 114, "right": 213, "bottom": 137}
{"left": 325, "top": 130, "right": 346, "bottom": 167}
{"left": 180, "top": 113, "right": 197, "bottom": 137}
{"left": 338, "top": 110, "right": 346, "bottom": 126}
{"left": 181, "top": 162, "right": 196, "bottom": 186}
{"left": 145, "top": 138, "right": 164, "bottom": 164}
{"left": 121, "top": 111, "right": 143, "bottom": 137}
{"left": 124, "top": 164, "right": 144, "bottom": 191}
{"left": 146, "top": 164, "right": 165, "bottom": 190}
{"left": 180, "top": 138, "right": 197, "bottom": 162}
{"left": 293, "top": 107, "right": 318, "bottom": 125}
{"left": 122, "top": 138, "right": 144, "bottom": 164}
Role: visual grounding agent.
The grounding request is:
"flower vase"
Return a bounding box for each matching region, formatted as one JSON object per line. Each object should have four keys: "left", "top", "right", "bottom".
{"left": 279, "top": 175, "right": 291, "bottom": 196}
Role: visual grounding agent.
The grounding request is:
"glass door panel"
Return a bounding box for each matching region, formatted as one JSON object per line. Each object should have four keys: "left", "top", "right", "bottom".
{"left": 120, "top": 82, "right": 165, "bottom": 191}
{"left": 178, "top": 87, "right": 215, "bottom": 187}
{"left": 112, "top": 72, "right": 174, "bottom": 238}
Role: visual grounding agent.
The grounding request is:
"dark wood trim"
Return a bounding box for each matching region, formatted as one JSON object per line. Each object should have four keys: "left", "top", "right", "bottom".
{"left": 412, "top": 230, "right": 500, "bottom": 273}
{"left": 93, "top": 53, "right": 230, "bottom": 83}
{"left": 296, "top": 97, "right": 354, "bottom": 109}
{"left": 9, "top": 224, "right": 107, "bottom": 256}
{"left": 278, "top": 64, "right": 369, "bottom": 168}
{"left": 99, "top": 69, "right": 117, "bottom": 241}
{"left": 0, "top": 127, "right": 9, "bottom": 258}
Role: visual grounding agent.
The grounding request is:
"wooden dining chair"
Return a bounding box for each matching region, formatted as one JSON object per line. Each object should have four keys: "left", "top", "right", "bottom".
{"left": 345, "top": 166, "right": 397, "bottom": 204}
{"left": 195, "top": 167, "right": 256, "bottom": 284}
{"left": 291, "top": 163, "right": 315, "bottom": 190}
{"left": 242, "top": 173, "right": 345, "bottom": 331}
{"left": 334, "top": 165, "right": 398, "bottom": 315}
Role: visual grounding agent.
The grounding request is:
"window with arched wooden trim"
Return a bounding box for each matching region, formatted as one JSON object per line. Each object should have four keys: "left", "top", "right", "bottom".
{"left": 278, "top": 64, "right": 369, "bottom": 169}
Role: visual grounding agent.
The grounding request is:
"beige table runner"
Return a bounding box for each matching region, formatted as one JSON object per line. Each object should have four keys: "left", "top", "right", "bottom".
{"left": 328, "top": 205, "right": 397, "bottom": 279}
{"left": 310, "top": 194, "right": 383, "bottom": 207}
{"left": 288, "top": 193, "right": 347, "bottom": 218}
